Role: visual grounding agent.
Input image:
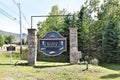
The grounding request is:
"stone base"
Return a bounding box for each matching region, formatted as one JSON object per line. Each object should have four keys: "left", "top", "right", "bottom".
{"left": 70, "top": 51, "right": 78, "bottom": 64}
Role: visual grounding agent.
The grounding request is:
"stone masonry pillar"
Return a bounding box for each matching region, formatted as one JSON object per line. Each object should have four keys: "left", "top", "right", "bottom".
{"left": 69, "top": 28, "right": 78, "bottom": 64}
{"left": 28, "top": 29, "right": 37, "bottom": 66}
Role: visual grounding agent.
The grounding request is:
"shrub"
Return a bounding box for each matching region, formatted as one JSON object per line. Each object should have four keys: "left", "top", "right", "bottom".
{"left": 37, "top": 51, "right": 69, "bottom": 62}
{"left": 11, "top": 49, "right": 28, "bottom": 60}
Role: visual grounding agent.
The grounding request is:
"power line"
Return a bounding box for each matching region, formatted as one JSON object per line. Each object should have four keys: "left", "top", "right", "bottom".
{"left": 0, "top": 7, "right": 27, "bottom": 31}
{"left": 12, "top": 0, "right": 30, "bottom": 28}
{"left": 0, "top": 1, "right": 18, "bottom": 15}
{"left": 0, "top": 2, "right": 27, "bottom": 33}
{"left": 21, "top": 11, "right": 31, "bottom": 28}
{"left": 0, "top": 7, "right": 17, "bottom": 22}
{"left": 0, "top": 1, "right": 9, "bottom": 9}
{"left": 0, "top": 0, "right": 29, "bottom": 32}
{"left": 12, "top": 0, "right": 17, "bottom": 5}
{"left": 0, "top": 0, "right": 30, "bottom": 29}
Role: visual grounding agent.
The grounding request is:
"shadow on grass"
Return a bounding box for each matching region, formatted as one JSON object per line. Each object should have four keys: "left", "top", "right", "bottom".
{"left": 34, "top": 64, "right": 71, "bottom": 69}
{"left": 0, "top": 61, "right": 72, "bottom": 68}
{"left": 0, "top": 62, "right": 29, "bottom": 66}
{"left": 100, "top": 64, "right": 120, "bottom": 71}
{"left": 0, "top": 64, "right": 13, "bottom": 66}
{"left": 15, "top": 62, "right": 29, "bottom": 66}
{"left": 101, "top": 74, "right": 120, "bottom": 79}
{"left": 9, "top": 61, "right": 72, "bottom": 68}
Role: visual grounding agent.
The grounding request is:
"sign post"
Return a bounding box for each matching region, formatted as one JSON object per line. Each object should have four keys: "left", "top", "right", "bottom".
{"left": 10, "top": 51, "right": 12, "bottom": 64}
{"left": 7, "top": 46, "right": 16, "bottom": 64}
{"left": 39, "top": 31, "right": 67, "bottom": 56}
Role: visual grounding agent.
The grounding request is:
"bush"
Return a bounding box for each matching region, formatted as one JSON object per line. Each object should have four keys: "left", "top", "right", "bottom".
{"left": 37, "top": 51, "right": 69, "bottom": 62}
{"left": 11, "top": 49, "right": 28, "bottom": 60}
{"left": 20, "top": 49, "right": 28, "bottom": 60}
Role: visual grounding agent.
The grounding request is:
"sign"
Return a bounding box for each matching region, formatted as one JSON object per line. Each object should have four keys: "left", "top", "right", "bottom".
{"left": 7, "top": 46, "right": 16, "bottom": 51}
{"left": 39, "top": 32, "right": 67, "bottom": 56}
{"left": 6, "top": 46, "right": 15, "bottom": 64}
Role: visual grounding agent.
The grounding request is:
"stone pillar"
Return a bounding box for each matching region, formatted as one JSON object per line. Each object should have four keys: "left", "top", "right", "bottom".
{"left": 69, "top": 28, "right": 78, "bottom": 64}
{"left": 28, "top": 29, "right": 37, "bottom": 66}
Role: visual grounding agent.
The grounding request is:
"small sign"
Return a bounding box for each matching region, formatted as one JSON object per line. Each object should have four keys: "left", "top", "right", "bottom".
{"left": 7, "top": 46, "right": 16, "bottom": 51}
{"left": 6, "top": 46, "right": 15, "bottom": 64}
{"left": 39, "top": 32, "right": 67, "bottom": 56}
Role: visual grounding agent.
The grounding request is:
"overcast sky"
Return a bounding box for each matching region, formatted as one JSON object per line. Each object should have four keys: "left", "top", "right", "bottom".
{"left": 0, "top": 0, "right": 85, "bottom": 34}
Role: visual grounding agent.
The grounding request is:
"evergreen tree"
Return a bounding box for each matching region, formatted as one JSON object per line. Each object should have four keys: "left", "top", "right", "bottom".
{"left": 77, "top": 6, "right": 85, "bottom": 52}
{"left": 102, "top": 19, "right": 120, "bottom": 63}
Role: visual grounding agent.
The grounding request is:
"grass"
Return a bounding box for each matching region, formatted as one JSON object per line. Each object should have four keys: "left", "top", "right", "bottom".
{"left": 0, "top": 51, "right": 120, "bottom": 80}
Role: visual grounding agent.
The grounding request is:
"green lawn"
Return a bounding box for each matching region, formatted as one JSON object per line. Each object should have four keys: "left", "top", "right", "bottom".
{"left": 0, "top": 51, "right": 120, "bottom": 80}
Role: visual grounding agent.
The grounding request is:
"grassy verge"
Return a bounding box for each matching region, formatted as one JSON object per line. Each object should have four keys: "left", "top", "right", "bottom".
{"left": 0, "top": 51, "right": 120, "bottom": 80}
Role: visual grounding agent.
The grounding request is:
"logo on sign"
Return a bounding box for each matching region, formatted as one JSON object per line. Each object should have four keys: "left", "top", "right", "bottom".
{"left": 39, "top": 31, "right": 67, "bottom": 56}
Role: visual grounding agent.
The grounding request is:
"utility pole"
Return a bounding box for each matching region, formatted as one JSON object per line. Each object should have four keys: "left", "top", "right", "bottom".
{"left": 12, "top": 0, "right": 22, "bottom": 54}
{"left": 18, "top": 3, "right": 22, "bottom": 54}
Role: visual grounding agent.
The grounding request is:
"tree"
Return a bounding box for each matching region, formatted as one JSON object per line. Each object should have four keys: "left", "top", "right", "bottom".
{"left": 22, "top": 39, "right": 25, "bottom": 45}
{"left": 37, "top": 5, "right": 65, "bottom": 38}
{"left": 62, "top": 13, "right": 74, "bottom": 51}
{"left": 77, "top": 0, "right": 100, "bottom": 57}
{"left": 0, "top": 35, "right": 4, "bottom": 49}
{"left": 102, "top": 19, "right": 120, "bottom": 63}
{"left": 5, "top": 35, "right": 15, "bottom": 44}
{"left": 97, "top": 0, "right": 120, "bottom": 63}
{"left": 77, "top": 6, "right": 86, "bottom": 52}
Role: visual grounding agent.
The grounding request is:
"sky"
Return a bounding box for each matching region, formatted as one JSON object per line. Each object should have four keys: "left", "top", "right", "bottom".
{"left": 0, "top": 0, "right": 85, "bottom": 34}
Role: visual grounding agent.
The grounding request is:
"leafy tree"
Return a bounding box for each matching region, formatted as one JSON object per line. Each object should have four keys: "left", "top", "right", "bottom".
{"left": 0, "top": 35, "right": 4, "bottom": 49}
{"left": 22, "top": 39, "right": 25, "bottom": 45}
{"left": 37, "top": 5, "right": 65, "bottom": 38}
{"left": 5, "top": 35, "right": 15, "bottom": 44}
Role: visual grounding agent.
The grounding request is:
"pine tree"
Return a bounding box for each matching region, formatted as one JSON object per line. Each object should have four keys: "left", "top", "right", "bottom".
{"left": 102, "top": 19, "right": 120, "bottom": 63}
